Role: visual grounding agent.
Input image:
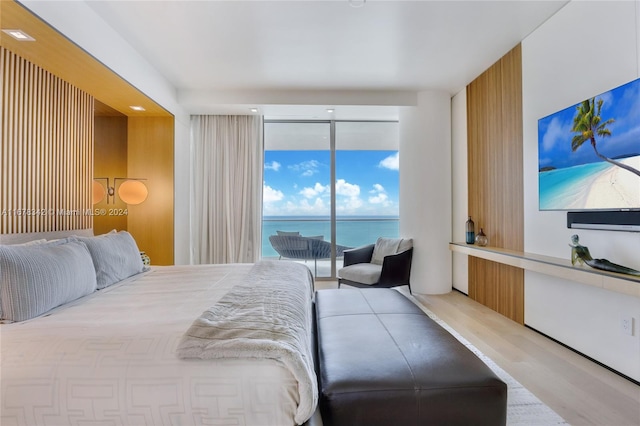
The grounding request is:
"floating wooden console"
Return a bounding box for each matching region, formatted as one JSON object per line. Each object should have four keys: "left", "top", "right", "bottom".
{"left": 450, "top": 243, "right": 640, "bottom": 298}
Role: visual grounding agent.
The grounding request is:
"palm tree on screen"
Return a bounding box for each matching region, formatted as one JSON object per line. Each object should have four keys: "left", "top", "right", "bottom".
{"left": 571, "top": 97, "right": 640, "bottom": 178}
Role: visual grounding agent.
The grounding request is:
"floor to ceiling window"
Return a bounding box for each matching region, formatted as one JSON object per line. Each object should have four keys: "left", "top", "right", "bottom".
{"left": 262, "top": 120, "right": 399, "bottom": 279}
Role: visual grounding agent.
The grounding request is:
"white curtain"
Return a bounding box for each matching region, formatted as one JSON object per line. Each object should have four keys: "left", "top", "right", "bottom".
{"left": 190, "top": 115, "right": 263, "bottom": 264}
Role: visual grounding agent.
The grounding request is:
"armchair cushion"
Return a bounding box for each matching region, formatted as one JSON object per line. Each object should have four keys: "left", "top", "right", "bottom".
{"left": 338, "top": 263, "right": 382, "bottom": 286}
{"left": 371, "top": 237, "right": 402, "bottom": 265}
{"left": 397, "top": 238, "right": 413, "bottom": 253}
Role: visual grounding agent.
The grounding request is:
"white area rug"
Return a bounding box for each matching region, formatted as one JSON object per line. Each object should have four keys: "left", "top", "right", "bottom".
{"left": 401, "top": 291, "right": 569, "bottom": 425}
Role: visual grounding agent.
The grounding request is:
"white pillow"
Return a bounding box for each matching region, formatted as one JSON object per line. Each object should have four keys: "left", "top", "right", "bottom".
{"left": 77, "top": 231, "right": 144, "bottom": 289}
{"left": 0, "top": 239, "right": 97, "bottom": 322}
{"left": 371, "top": 237, "right": 402, "bottom": 265}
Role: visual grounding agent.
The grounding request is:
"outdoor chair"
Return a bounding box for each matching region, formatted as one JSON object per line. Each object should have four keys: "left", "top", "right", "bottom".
{"left": 338, "top": 237, "right": 413, "bottom": 293}
{"left": 268, "top": 234, "right": 351, "bottom": 275}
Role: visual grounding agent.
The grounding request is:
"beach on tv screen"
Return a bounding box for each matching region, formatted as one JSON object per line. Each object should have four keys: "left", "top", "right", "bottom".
{"left": 538, "top": 77, "right": 640, "bottom": 211}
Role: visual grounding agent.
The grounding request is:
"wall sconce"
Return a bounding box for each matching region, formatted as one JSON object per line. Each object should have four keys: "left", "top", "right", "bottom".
{"left": 93, "top": 178, "right": 148, "bottom": 205}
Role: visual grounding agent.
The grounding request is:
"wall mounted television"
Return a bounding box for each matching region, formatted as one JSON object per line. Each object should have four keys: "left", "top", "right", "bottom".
{"left": 538, "top": 77, "right": 640, "bottom": 231}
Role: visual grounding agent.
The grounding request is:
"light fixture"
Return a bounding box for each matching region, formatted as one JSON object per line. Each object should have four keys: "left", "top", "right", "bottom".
{"left": 326, "top": 108, "right": 335, "bottom": 113}
{"left": 129, "top": 105, "right": 146, "bottom": 111}
{"left": 250, "top": 108, "right": 259, "bottom": 113}
{"left": 2, "top": 29, "right": 35, "bottom": 41}
{"left": 117, "top": 180, "right": 148, "bottom": 204}
{"left": 92, "top": 180, "right": 107, "bottom": 204}
{"left": 93, "top": 178, "right": 148, "bottom": 205}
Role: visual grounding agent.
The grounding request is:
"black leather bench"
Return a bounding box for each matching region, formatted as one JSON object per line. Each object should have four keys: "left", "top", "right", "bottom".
{"left": 315, "top": 288, "right": 507, "bottom": 426}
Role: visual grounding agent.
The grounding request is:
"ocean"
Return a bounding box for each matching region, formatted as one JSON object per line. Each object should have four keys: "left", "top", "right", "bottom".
{"left": 262, "top": 216, "right": 399, "bottom": 258}
{"left": 539, "top": 161, "right": 612, "bottom": 210}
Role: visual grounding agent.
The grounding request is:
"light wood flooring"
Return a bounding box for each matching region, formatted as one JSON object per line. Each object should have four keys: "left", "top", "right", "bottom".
{"left": 315, "top": 281, "right": 640, "bottom": 426}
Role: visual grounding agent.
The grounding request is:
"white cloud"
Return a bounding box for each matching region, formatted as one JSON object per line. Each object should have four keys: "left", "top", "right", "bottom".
{"left": 542, "top": 116, "right": 572, "bottom": 152}
{"left": 370, "top": 183, "right": 385, "bottom": 193}
{"left": 289, "top": 160, "right": 321, "bottom": 177}
{"left": 379, "top": 152, "right": 399, "bottom": 170}
{"left": 264, "top": 161, "right": 281, "bottom": 171}
{"left": 334, "top": 179, "right": 363, "bottom": 213}
{"left": 335, "top": 179, "right": 360, "bottom": 197}
{"left": 369, "top": 193, "right": 389, "bottom": 204}
{"left": 344, "top": 196, "right": 363, "bottom": 210}
{"left": 368, "top": 183, "right": 390, "bottom": 205}
{"left": 299, "top": 182, "right": 328, "bottom": 198}
{"left": 283, "top": 198, "right": 328, "bottom": 215}
{"left": 301, "top": 198, "right": 327, "bottom": 212}
{"left": 263, "top": 184, "right": 284, "bottom": 202}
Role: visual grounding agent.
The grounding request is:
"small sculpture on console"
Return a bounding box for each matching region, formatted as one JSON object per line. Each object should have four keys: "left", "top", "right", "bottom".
{"left": 569, "top": 234, "right": 640, "bottom": 276}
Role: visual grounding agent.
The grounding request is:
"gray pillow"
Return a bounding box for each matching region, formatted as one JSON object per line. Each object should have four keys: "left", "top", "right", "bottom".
{"left": 77, "top": 231, "right": 144, "bottom": 289}
{"left": 0, "top": 239, "right": 97, "bottom": 322}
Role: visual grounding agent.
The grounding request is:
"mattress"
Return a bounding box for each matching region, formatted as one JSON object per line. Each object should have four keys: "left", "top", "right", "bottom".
{"left": 1, "top": 264, "right": 305, "bottom": 426}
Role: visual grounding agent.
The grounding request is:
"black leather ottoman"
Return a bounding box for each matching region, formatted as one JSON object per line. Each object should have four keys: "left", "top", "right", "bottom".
{"left": 315, "top": 288, "right": 507, "bottom": 426}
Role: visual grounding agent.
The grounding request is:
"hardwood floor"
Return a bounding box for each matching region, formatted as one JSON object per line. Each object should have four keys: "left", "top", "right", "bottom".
{"left": 315, "top": 281, "right": 640, "bottom": 426}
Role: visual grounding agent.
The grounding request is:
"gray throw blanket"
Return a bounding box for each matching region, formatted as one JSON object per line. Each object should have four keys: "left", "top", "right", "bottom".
{"left": 176, "top": 260, "right": 317, "bottom": 424}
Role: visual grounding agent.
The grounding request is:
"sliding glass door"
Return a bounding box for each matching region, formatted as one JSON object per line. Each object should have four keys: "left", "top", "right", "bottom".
{"left": 262, "top": 120, "right": 399, "bottom": 280}
{"left": 334, "top": 122, "right": 400, "bottom": 260}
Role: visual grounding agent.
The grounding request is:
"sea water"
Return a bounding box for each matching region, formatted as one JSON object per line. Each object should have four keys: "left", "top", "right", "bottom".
{"left": 262, "top": 216, "right": 399, "bottom": 258}
{"left": 539, "top": 161, "right": 612, "bottom": 210}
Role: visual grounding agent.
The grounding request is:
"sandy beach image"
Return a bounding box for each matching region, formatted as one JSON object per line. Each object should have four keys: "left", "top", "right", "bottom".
{"left": 582, "top": 155, "right": 640, "bottom": 209}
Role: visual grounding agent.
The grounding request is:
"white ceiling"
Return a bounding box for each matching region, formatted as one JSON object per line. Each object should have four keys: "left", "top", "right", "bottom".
{"left": 84, "top": 0, "right": 569, "bottom": 118}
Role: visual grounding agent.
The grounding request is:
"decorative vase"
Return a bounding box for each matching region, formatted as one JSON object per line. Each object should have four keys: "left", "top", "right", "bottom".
{"left": 465, "top": 216, "right": 475, "bottom": 244}
{"left": 140, "top": 251, "right": 151, "bottom": 266}
{"left": 475, "top": 228, "right": 488, "bottom": 246}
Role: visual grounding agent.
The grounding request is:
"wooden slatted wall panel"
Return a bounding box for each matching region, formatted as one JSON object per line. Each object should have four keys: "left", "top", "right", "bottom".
{"left": 1, "top": 47, "right": 93, "bottom": 234}
{"left": 467, "top": 44, "right": 525, "bottom": 324}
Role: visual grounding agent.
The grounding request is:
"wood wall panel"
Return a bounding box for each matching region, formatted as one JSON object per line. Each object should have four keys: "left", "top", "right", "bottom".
{"left": 1, "top": 47, "right": 93, "bottom": 234}
{"left": 93, "top": 115, "right": 128, "bottom": 235}
{"left": 127, "top": 117, "right": 174, "bottom": 265}
{"left": 467, "top": 44, "right": 524, "bottom": 324}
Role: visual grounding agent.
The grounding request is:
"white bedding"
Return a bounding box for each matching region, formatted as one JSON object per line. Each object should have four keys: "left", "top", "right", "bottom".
{"left": 178, "top": 261, "right": 317, "bottom": 424}
{"left": 1, "top": 263, "right": 310, "bottom": 426}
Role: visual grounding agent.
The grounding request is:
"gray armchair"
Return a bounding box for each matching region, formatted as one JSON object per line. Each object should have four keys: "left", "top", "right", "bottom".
{"left": 338, "top": 237, "right": 413, "bottom": 293}
{"left": 268, "top": 234, "right": 351, "bottom": 275}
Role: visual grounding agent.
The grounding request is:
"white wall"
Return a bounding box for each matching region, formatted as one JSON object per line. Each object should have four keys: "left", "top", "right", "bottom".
{"left": 19, "top": 0, "right": 192, "bottom": 264}
{"left": 522, "top": 0, "right": 640, "bottom": 381}
{"left": 451, "top": 89, "right": 469, "bottom": 294}
{"left": 399, "top": 91, "right": 452, "bottom": 294}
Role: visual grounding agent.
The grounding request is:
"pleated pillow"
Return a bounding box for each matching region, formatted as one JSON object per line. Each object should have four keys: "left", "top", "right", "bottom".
{"left": 77, "top": 231, "right": 144, "bottom": 289}
{"left": 0, "top": 239, "right": 97, "bottom": 322}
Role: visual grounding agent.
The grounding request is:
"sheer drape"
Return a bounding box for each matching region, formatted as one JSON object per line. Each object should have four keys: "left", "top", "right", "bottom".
{"left": 191, "top": 115, "right": 263, "bottom": 264}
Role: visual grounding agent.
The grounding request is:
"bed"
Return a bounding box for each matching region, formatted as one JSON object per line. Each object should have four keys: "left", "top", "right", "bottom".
{"left": 0, "top": 230, "right": 318, "bottom": 426}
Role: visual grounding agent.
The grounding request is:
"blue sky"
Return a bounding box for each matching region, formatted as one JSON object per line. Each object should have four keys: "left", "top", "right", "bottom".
{"left": 538, "top": 77, "right": 640, "bottom": 170}
{"left": 263, "top": 150, "right": 399, "bottom": 216}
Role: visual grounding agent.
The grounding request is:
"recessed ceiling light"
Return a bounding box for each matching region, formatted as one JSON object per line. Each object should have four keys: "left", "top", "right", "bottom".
{"left": 129, "top": 105, "right": 146, "bottom": 111}
{"left": 250, "top": 108, "right": 259, "bottom": 113}
{"left": 326, "top": 108, "right": 335, "bottom": 113}
{"left": 2, "top": 29, "right": 35, "bottom": 41}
